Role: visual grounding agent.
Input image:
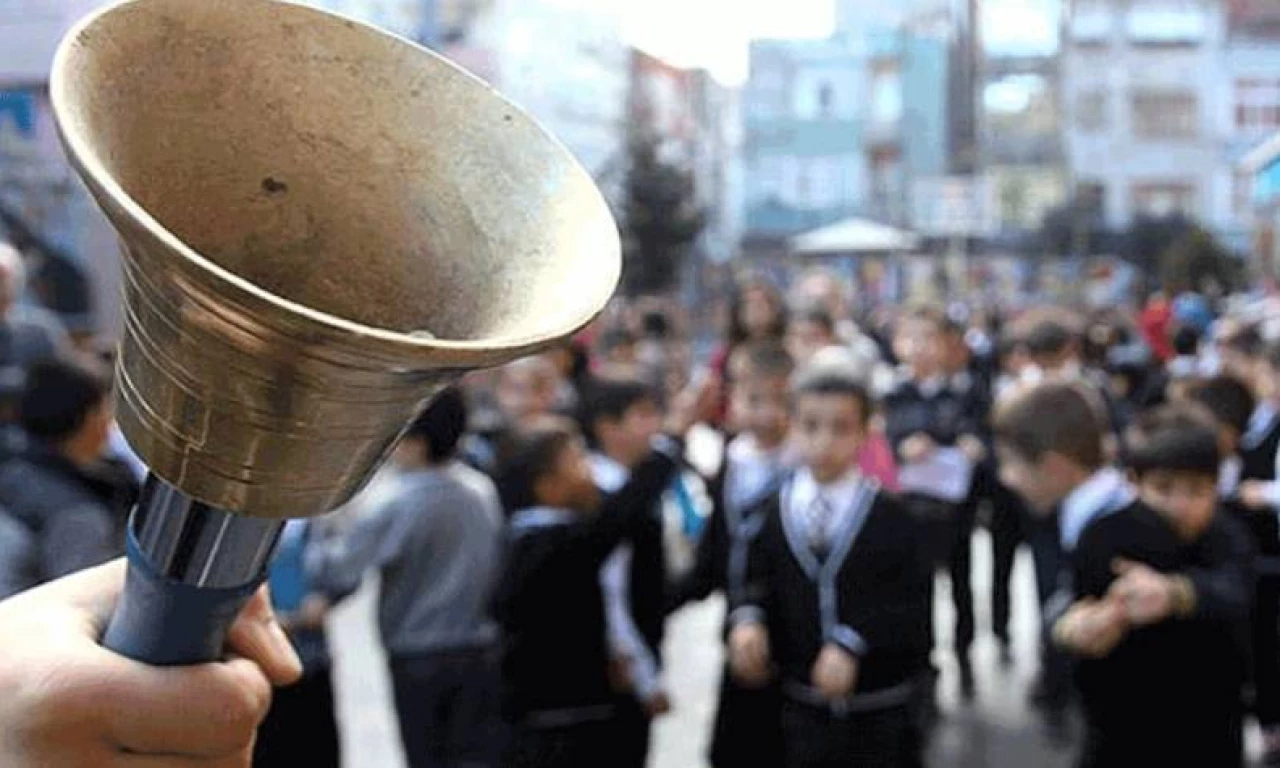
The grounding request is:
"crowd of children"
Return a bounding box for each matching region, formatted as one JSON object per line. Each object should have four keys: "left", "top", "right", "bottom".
{"left": 247, "top": 272, "right": 1280, "bottom": 768}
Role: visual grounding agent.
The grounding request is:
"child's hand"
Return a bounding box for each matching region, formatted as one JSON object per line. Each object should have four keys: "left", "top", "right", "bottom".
{"left": 1109, "top": 559, "right": 1177, "bottom": 626}
{"left": 957, "top": 435, "right": 987, "bottom": 463}
{"left": 644, "top": 690, "right": 672, "bottom": 718}
{"left": 1240, "top": 480, "right": 1273, "bottom": 511}
{"left": 1055, "top": 598, "right": 1128, "bottom": 658}
{"left": 811, "top": 643, "right": 859, "bottom": 701}
{"left": 664, "top": 373, "right": 722, "bottom": 436}
{"left": 285, "top": 594, "right": 330, "bottom": 632}
{"left": 728, "top": 622, "right": 772, "bottom": 687}
{"left": 901, "top": 433, "right": 936, "bottom": 464}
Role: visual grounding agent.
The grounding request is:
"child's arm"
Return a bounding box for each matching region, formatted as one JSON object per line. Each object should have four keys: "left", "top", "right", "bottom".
{"left": 726, "top": 509, "right": 778, "bottom": 686}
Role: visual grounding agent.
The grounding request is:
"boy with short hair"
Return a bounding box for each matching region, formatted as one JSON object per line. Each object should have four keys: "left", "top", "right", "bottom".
{"left": 580, "top": 377, "right": 673, "bottom": 767}
{"left": 1103, "top": 406, "right": 1252, "bottom": 766}
{"left": 668, "top": 341, "right": 796, "bottom": 768}
{"left": 495, "top": 381, "right": 709, "bottom": 768}
{"left": 995, "top": 384, "right": 1241, "bottom": 766}
{"left": 729, "top": 367, "right": 933, "bottom": 768}
{"left": 883, "top": 305, "right": 987, "bottom": 698}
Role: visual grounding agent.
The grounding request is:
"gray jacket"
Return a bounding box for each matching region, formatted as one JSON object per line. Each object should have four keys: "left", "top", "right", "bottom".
{"left": 0, "top": 445, "right": 132, "bottom": 598}
{"left": 311, "top": 461, "right": 503, "bottom": 657}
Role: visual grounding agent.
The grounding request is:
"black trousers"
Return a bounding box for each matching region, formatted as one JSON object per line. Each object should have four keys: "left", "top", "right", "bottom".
{"left": 904, "top": 495, "right": 975, "bottom": 658}
{"left": 709, "top": 667, "right": 785, "bottom": 768}
{"left": 1254, "top": 571, "right": 1280, "bottom": 727}
{"left": 781, "top": 699, "right": 923, "bottom": 768}
{"left": 390, "top": 648, "right": 501, "bottom": 768}
{"left": 500, "top": 720, "right": 613, "bottom": 768}
{"left": 988, "top": 480, "right": 1024, "bottom": 645}
{"left": 609, "top": 695, "right": 652, "bottom": 768}
{"left": 254, "top": 666, "right": 340, "bottom": 768}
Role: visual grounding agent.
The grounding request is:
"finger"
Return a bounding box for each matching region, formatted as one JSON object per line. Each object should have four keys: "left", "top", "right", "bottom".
{"left": 1, "top": 559, "right": 128, "bottom": 633}
{"left": 225, "top": 587, "right": 302, "bottom": 687}
{"left": 101, "top": 655, "right": 272, "bottom": 758}
{"left": 1112, "top": 558, "right": 1137, "bottom": 576}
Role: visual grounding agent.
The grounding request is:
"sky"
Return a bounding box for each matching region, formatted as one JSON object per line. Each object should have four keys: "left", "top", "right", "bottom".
{"left": 623, "top": 0, "right": 1060, "bottom": 85}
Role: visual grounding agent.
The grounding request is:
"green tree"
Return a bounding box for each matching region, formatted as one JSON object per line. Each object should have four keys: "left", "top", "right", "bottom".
{"left": 619, "top": 136, "right": 704, "bottom": 297}
{"left": 1160, "top": 227, "right": 1245, "bottom": 295}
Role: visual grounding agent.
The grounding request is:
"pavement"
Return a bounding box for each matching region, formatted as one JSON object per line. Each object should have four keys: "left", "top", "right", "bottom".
{"left": 322, "top": 530, "right": 1243, "bottom": 767}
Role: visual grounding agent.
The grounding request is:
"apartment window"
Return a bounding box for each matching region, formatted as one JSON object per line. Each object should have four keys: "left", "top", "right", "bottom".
{"left": 1236, "top": 79, "right": 1280, "bottom": 133}
{"left": 818, "top": 82, "right": 834, "bottom": 117}
{"left": 1131, "top": 90, "right": 1199, "bottom": 139}
{"left": 1076, "top": 90, "right": 1108, "bottom": 131}
{"left": 1132, "top": 182, "right": 1197, "bottom": 218}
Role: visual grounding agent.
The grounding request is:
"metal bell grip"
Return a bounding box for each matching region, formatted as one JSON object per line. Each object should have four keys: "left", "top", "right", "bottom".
{"left": 104, "top": 476, "right": 284, "bottom": 665}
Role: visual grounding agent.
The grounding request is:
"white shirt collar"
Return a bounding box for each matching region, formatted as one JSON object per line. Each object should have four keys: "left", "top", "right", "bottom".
{"left": 590, "top": 453, "right": 629, "bottom": 494}
{"left": 1060, "top": 467, "right": 1135, "bottom": 551}
{"left": 789, "top": 466, "right": 864, "bottom": 524}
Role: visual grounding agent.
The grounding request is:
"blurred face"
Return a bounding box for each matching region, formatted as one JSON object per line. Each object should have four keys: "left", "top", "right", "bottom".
{"left": 997, "top": 445, "right": 1076, "bottom": 514}
{"left": 597, "top": 398, "right": 663, "bottom": 468}
{"left": 1136, "top": 470, "right": 1216, "bottom": 542}
{"left": 741, "top": 287, "right": 779, "bottom": 340}
{"left": 786, "top": 319, "right": 835, "bottom": 365}
{"left": 793, "top": 393, "right": 866, "bottom": 484}
{"left": 792, "top": 275, "right": 847, "bottom": 322}
{"left": 732, "top": 372, "right": 790, "bottom": 448}
{"left": 894, "top": 318, "right": 944, "bottom": 378}
{"left": 496, "top": 362, "right": 559, "bottom": 424}
{"left": 538, "top": 437, "right": 601, "bottom": 513}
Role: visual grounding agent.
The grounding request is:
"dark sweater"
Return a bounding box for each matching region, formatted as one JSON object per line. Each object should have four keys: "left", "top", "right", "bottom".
{"left": 494, "top": 446, "right": 679, "bottom": 724}
{"left": 1068, "top": 503, "right": 1252, "bottom": 767}
{"left": 737, "top": 489, "right": 932, "bottom": 703}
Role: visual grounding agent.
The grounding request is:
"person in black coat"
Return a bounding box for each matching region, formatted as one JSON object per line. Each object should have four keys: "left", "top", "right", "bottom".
{"left": 667, "top": 342, "right": 796, "bottom": 768}
{"left": 729, "top": 367, "right": 933, "bottom": 768}
{"left": 1227, "top": 337, "right": 1280, "bottom": 762}
{"left": 493, "top": 381, "right": 710, "bottom": 768}
{"left": 996, "top": 385, "right": 1250, "bottom": 767}
{"left": 883, "top": 306, "right": 987, "bottom": 698}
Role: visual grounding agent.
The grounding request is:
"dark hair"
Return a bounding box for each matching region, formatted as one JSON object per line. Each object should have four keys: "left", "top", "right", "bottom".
{"left": 1125, "top": 405, "right": 1221, "bottom": 479}
{"left": 580, "top": 377, "right": 657, "bottom": 445}
{"left": 1222, "top": 324, "right": 1265, "bottom": 359}
{"left": 791, "top": 366, "right": 873, "bottom": 425}
{"left": 742, "top": 341, "right": 795, "bottom": 380}
{"left": 1184, "top": 375, "right": 1255, "bottom": 437}
{"left": 403, "top": 386, "right": 468, "bottom": 462}
{"left": 792, "top": 304, "right": 836, "bottom": 336}
{"left": 1172, "top": 325, "right": 1200, "bottom": 357}
{"left": 494, "top": 418, "right": 580, "bottom": 513}
{"left": 641, "top": 311, "right": 670, "bottom": 340}
{"left": 1024, "top": 321, "right": 1077, "bottom": 358}
{"left": 728, "top": 276, "right": 787, "bottom": 346}
{"left": 20, "top": 357, "right": 111, "bottom": 443}
{"left": 994, "top": 383, "right": 1105, "bottom": 470}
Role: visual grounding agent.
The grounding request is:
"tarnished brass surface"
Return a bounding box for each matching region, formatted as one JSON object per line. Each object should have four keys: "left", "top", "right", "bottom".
{"left": 49, "top": 0, "right": 620, "bottom": 518}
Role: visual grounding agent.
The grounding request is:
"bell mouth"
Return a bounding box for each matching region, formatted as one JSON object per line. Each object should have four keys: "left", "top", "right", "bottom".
{"left": 50, "top": 0, "right": 619, "bottom": 356}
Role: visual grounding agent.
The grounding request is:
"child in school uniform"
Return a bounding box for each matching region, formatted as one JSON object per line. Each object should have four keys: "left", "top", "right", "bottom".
{"left": 995, "top": 384, "right": 1246, "bottom": 767}
{"left": 1219, "top": 334, "right": 1280, "bottom": 761}
{"left": 492, "top": 380, "right": 708, "bottom": 768}
{"left": 667, "top": 341, "right": 797, "bottom": 768}
{"left": 883, "top": 306, "right": 987, "bottom": 698}
{"left": 1105, "top": 405, "right": 1253, "bottom": 767}
{"left": 729, "top": 366, "right": 933, "bottom": 768}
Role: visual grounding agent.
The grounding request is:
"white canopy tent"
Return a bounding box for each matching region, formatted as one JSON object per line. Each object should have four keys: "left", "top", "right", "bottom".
{"left": 790, "top": 217, "right": 920, "bottom": 255}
